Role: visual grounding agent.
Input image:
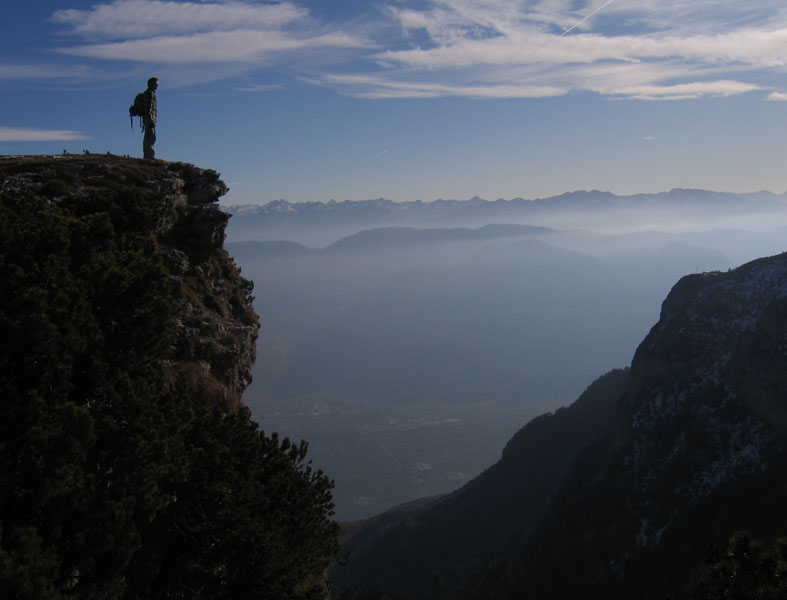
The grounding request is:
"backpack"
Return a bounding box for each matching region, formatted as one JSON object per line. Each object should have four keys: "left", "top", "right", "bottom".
{"left": 129, "top": 92, "right": 145, "bottom": 129}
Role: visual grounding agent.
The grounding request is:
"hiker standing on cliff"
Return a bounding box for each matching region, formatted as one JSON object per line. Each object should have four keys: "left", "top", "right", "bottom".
{"left": 142, "top": 77, "right": 158, "bottom": 159}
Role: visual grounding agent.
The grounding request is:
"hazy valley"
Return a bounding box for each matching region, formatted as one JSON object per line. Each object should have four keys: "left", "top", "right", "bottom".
{"left": 226, "top": 190, "right": 787, "bottom": 521}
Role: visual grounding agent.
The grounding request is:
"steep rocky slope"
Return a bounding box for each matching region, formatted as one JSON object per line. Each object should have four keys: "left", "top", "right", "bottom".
{"left": 482, "top": 251, "right": 787, "bottom": 599}
{"left": 1, "top": 154, "right": 258, "bottom": 406}
{"left": 0, "top": 156, "right": 340, "bottom": 599}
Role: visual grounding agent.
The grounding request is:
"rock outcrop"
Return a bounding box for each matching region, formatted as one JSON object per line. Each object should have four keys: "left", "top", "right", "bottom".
{"left": 0, "top": 154, "right": 258, "bottom": 407}
{"left": 498, "top": 252, "right": 787, "bottom": 599}
{"left": 619, "top": 254, "right": 787, "bottom": 511}
{"left": 0, "top": 155, "right": 344, "bottom": 599}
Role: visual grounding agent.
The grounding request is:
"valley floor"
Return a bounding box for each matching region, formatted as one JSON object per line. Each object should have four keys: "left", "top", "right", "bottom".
{"left": 249, "top": 398, "right": 561, "bottom": 521}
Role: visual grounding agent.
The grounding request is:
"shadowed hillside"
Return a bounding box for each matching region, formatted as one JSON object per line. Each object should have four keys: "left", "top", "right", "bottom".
{"left": 0, "top": 155, "right": 339, "bottom": 600}
{"left": 335, "top": 368, "right": 630, "bottom": 597}
{"left": 336, "top": 251, "right": 787, "bottom": 599}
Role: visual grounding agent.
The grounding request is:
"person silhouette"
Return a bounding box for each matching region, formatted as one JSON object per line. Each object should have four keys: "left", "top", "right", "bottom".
{"left": 141, "top": 77, "right": 158, "bottom": 159}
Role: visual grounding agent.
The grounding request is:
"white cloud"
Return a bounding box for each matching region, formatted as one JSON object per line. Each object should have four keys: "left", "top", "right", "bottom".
{"left": 318, "top": 73, "right": 567, "bottom": 99}
{"left": 765, "top": 91, "right": 787, "bottom": 101}
{"left": 0, "top": 127, "right": 89, "bottom": 142}
{"left": 44, "top": 0, "right": 787, "bottom": 101}
{"left": 341, "top": 0, "right": 786, "bottom": 100}
{"left": 373, "top": 28, "right": 787, "bottom": 70}
{"left": 53, "top": 0, "right": 368, "bottom": 70}
{"left": 601, "top": 0, "right": 787, "bottom": 36}
{"left": 52, "top": 0, "right": 307, "bottom": 39}
{"left": 608, "top": 80, "right": 762, "bottom": 101}
{"left": 61, "top": 30, "right": 365, "bottom": 63}
{"left": 319, "top": 69, "right": 761, "bottom": 101}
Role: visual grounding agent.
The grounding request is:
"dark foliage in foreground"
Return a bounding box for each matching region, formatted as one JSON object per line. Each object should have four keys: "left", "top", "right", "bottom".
{"left": 692, "top": 531, "right": 787, "bottom": 600}
{"left": 0, "top": 187, "right": 339, "bottom": 599}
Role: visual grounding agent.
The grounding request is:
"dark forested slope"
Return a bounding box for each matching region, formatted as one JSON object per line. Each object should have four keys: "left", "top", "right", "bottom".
{"left": 490, "top": 251, "right": 787, "bottom": 600}
{"left": 0, "top": 155, "right": 339, "bottom": 599}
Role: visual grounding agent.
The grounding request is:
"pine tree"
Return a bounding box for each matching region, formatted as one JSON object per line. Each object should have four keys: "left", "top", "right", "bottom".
{"left": 0, "top": 180, "right": 339, "bottom": 599}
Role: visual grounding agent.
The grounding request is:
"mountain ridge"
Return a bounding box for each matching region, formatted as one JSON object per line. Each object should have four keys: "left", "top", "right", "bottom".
{"left": 496, "top": 251, "right": 787, "bottom": 599}
{"left": 326, "top": 223, "right": 554, "bottom": 252}
{"left": 225, "top": 188, "right": 787, "bottom": 246}
{"left": 228, "top": 187, "right": 787, "bottom": 216}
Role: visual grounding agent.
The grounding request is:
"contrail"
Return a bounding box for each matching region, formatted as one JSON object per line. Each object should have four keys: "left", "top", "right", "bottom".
{"left": 556, "top": 0, "right": 616, "bottom": 40}
{"left": 368, "top": 149, "right": 389, "bottom": 161}
{"left": 533, "top": 0, "right": 616, "bottom": 56}
{"left": 510, "top": 0, "right": 617, "bottom": 85}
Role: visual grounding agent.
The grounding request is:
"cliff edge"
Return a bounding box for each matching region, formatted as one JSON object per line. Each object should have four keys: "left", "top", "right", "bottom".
{"left": 0, "top": 155, "right": 339, "bottom": 599}
{"left": 1, "top": 154, "right": 258, "bottom": 407}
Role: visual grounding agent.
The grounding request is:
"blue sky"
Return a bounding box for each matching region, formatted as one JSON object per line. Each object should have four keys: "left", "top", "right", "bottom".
{"left": 2, "top": 0, "right": 787, "bottom": 205}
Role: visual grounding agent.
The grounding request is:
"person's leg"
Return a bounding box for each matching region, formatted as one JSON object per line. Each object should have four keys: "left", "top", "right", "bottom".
{"left": 143, "top": 124, "right": 156, "bottom": 159}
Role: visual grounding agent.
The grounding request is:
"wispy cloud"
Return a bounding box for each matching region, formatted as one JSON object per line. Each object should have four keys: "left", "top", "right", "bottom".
{"left": 52, "top": 0, "right": 306, "bottom": 38}
{"left": 599, "top": 79, "right": 762, "bottom": 101}
{"left": 0, "top": 126, "right": 89, "bottom": 142}
{"left": 43, "top": 0, "right": 787, "bottom": 100}
{"left": 235, "top": 82, "right": 286, "bottom": 93}
{"left": 372, "top": 28, "right": 787, "bottom": 70}
{"left": 350, "top": 0, "right": 786, "bottom": 100}
{"left": 61, "top": 30, "right": 365, "bottom": 63}
{"left": 318, "top": 73, "right": 567, "bottom": 99}
{"left": 765, "top": 91, "right": 787, "bottom": 102}
{"left": 53, "top": 0, "right": 368, "bottom": 68}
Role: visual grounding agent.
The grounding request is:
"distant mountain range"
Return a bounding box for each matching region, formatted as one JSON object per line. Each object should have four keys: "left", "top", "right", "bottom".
{"left": 225, "top": 189, "right": 787, "bottom": 245}
{"left": 228, "top": 223, "right": 553, "bottom": 257}
{"left": 334, "top": 250, "right": 787, "bottom": 599}
{"left": 229, "top": 188, "right": 787, "bottom": 220}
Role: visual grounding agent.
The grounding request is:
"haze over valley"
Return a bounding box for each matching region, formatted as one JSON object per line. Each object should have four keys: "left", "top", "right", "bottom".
{"left": 226, "top": 189, "right": 787, "bottom": 520}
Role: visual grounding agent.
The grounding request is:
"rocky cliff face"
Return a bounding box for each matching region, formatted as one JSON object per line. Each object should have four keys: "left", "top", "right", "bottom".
{"left": 500, "top": 252, "right": 787, "bottom": 599}
{"left": 0, "top": 156, "right": 343, "bottom": 599}
{"left": 0, "top": 155, "right": 258, "bottom": 407}
{"left": 619, "top": 254, "right": 787, "bottom": 516}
